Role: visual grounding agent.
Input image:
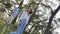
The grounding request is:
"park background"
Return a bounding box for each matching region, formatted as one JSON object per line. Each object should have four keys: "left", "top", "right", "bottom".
{"left": 0, "top": 0, "right": 60, "bottom": 34}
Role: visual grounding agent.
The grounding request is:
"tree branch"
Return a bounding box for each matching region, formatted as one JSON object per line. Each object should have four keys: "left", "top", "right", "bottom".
{"left": 44, "top": 5, "right": 60, "bottom": 34}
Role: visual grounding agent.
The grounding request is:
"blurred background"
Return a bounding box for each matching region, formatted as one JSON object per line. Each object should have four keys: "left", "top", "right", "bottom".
{"left": 0, "top": 0, "right": 60, "bottom": 34}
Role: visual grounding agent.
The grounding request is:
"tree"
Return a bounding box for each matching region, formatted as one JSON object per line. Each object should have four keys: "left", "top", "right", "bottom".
{"left": 44, "top": 5, "right": 60, "bottom": 34}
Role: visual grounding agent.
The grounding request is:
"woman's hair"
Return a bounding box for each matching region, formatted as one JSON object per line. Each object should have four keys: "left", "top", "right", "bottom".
{"left": 28, "top": 7, "right": 32, "bottom": 14}
{"left": 29, "top": 9, "right": 32, "bottom": 14}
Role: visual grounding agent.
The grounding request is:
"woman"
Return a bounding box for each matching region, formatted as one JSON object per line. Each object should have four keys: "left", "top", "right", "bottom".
{"left": 16, "top": 7, "right": 32, "bottom": 34}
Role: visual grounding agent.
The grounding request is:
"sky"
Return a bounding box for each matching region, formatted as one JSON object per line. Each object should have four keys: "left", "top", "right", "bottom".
{"left": 11, "top": 0, "right": 29, "bottom": 4}
{"left": 55, "top": 10, "right": 60, "bottom": 18}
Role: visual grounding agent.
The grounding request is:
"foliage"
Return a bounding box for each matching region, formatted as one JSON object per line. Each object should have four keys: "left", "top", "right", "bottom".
{"left": 0, "top": 0, "right": 5, "bottom": 3}
{"left": 0, "top": 8, "right": 5, "bottom": 12}
{"left": 0, "top": 0, "right": 60, "bottom": 34}
{"left": 3, "top": 3, "right": 12, "bottom": 9}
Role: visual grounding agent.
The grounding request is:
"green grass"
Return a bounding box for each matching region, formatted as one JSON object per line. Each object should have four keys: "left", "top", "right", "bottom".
{"left": 0, "top": 26, "right": 7, "bottom": 34}
{"left": 0, "top": 19, "right": 17, "bottom": 34}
